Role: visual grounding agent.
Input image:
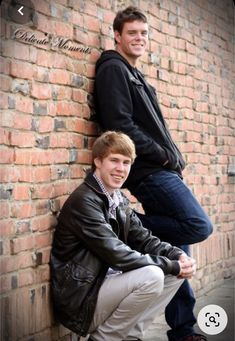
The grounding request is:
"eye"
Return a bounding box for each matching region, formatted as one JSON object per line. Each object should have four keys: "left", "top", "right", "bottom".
{"left": 124, "top": 160, "right": 131, "bottom": 165}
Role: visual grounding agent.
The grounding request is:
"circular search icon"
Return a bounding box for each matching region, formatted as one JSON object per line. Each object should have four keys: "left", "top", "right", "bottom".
{"left": 197, "top": 304, "right": 228, "bottom": 335}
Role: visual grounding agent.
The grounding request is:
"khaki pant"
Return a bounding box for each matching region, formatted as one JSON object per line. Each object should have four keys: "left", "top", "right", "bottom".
{"left": 88, "top": 265, "right": 183, "bottom": 341}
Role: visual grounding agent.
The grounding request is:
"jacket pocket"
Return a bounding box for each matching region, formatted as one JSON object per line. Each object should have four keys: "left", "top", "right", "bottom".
{"left": 70, "top": 264, "right": 94, "bottom": 284}
{"left": 54, "top": 263, "right": 96, "bottom": 312}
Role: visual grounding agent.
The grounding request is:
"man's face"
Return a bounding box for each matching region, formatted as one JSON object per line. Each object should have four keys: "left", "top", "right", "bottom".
{"left": 94, "top": 153, "right": 132, "bottom": 194}
{"left": 115, "top": 20, "right": 148, "bottom": 65}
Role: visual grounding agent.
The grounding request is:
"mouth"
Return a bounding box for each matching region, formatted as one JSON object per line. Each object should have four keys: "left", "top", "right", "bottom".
{"left": 111, "top": 175, "right": 124, "bottom": 180}
{"left": 132, "top": 43, "right": 144, "bottom": 47}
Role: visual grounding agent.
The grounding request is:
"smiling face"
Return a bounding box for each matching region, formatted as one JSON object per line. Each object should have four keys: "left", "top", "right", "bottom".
{"left": 94, "top": 153, "right": 132, "bottom": 194}
{"left": 114, "top": 20, "right": 148, "bottom": 66}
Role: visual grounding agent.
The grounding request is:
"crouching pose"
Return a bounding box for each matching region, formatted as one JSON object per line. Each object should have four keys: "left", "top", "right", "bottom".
{"left": 50, "top": 131, "right": 196, "bottom": 341}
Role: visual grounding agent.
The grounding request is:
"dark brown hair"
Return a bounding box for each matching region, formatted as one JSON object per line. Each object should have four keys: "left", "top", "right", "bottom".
{"left": 113, "top": 6, "right": 147, "bottom": 34}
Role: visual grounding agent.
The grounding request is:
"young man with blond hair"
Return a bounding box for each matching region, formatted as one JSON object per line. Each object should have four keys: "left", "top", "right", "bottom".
{"left": 50, "top": 131, "right": 196, "bottom": 341}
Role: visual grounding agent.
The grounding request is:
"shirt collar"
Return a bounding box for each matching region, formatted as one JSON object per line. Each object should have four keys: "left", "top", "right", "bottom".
{"left": 93, "top": 173, "right": 122, "bottom": 216}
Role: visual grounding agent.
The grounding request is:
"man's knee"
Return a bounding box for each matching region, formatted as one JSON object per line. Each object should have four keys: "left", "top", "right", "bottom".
{"left": 190, "top": 216, "right": 213, "bottom": 243}
{"left": 142, "top": 265, "right": 165, "bottom": 295}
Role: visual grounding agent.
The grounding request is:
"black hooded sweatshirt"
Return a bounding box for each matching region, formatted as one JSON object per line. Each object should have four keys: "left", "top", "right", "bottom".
{"left": 94, "top": 50, "right": 186, "bottom": 190}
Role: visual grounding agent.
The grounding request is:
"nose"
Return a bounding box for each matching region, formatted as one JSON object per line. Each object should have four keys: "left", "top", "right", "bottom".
{"left": 135, "top": 32, "right": 142, "bottom": 40}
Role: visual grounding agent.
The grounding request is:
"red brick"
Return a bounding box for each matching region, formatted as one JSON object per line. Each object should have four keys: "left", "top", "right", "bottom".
{"left": 10, "top": 131, "right": 35, "bottom": 147}
{"left": 15, "top": 96, "right": 33, "bottom": 114}
{"left": 11, "top": 202, "right": 34, "bottom": 219}
{"left": 36, "top": 50, "right": 53, "bottom": 67}
{"left": 52, "top": 149, "right": 69, "bottom": 164}
{"left": 31, "top": 214, "right": 57, "bottom": 232}
{"left": 37, "top": 117, "right": 53, "bottom": 133}
{"left": 0, "top": 127, "right": 10, "bottom": 145}
{"left": 1, "top": 253, "right": 33, "bottom": 273}
{"left": 103, "top": 9, "right": 115, "bottom": 24}
{"left": 50, "top": 132, "right": 71, "bottom": 148}
{"left": 72, "top": 89, "right": 87, "bottom": 103}
{"left": 31, "top": 184, "right": 54, "bottom": 199}
{"left": 14, "top": 150, "right": 32, "bottom": 165}
{"left": 56, "top": 102, "right": 80, "bottom": 116}
{"left": 84, "top": 2, "right": 98, "bottom": 16}
{"left": 70, "top": 165, "right": 84, "bottom": 179}
{"left": 33, "top": 166, "right": 51, "bottom": 182}
{"left": 82, "top": 104, "right": 92, "bottom": 119}
{"left": 13, "top": 113, "right": 32, "bottom": 130}
{"left": 36, "top": 263, "right": 50, "bottom": 281}
{"left": 31, "top": 82, "right": 52, "bottom": 99}
{"left": 85, "top": 63, "right": 96, "bottom": 78}
{"left": 18, "top": 269, "right": 35, "bottom": 287}
{"left": 83, "top": 14, "right": 100, "bottom": 33}
{"left": 52, "top": 85, "right": 72, "bottom": 100}
{"left": 0, "top": 274, "right": 12, "bottom": 293}
{"left": 47, "top": 102, "right": 57, "bottom": 117}
{"left": 67, "top": 118, "right": 86, "bottom": 133}
{"left": 10, "top": 235, "right": 35, "bottom": 254}
{"left": 77, "top": 150, "right": 92, "bottom": 164}
{"left": 0, "top": 74, "right": 12, "bottom": 91}
{"left": 88, "top": 49, "right": 100, "bottom": 64}
{"left": 74, "top": 27, "right": 89, "bottom": 46}
{"left": 49, "top": 69, "right": 70, "bottom": 85}
{"left": 52, "top": 21, "right": 73, "bottom": 37}
{"left": 34, "top": 66, "right": 49, "bottom": 82}
{"left": 36, "top": 13, "right": 53, "bottom": 34}
{"left": 16, "top": 166, "right": 32, "bottom": 182}
{"left": 20, "top": 151, "right": 51, "bottom": 165}
{"left": 0, "top": 149, "right": 14, "bottom": 164}
{"left": 87, "top": 32, "right": 101, "bottom": 48}
{"left": 13, "top": 185, "right": 31, "bottom": 201}
{"left": 2, "top": 41, "right": 30, "bottom": 60}
{"left": 0, "top": 56, "right": 10, "bottom": 74}
{"left": 51, "top": 54, "right": 67, "bottom": 69}
{"left": 72, "top": 14, "right": 85, "bottom": 32}
{"left": 0, "top": 92, "right": 8, "bottom": 109}
{"left": 0, "top": 219, "right": 14, "bottom": 237}
{"left": 34, "top": 231, "right": 53, "bottom": 249}
{"left": 35, "top": 0, "right": 51, "bottom": 15}
{"left": 10, "top": 60, "right": 34, "bottom": 79}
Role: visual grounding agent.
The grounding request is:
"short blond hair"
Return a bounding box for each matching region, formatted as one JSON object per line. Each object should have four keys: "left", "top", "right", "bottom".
{"left": 92, "top": 131, "right": 136, "bottom": 169}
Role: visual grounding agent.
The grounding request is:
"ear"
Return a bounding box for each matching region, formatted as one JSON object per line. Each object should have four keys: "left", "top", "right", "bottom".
{"left": 114, "top": 30, "right": 121, "bottom": 44}
{"left": 94, "top": 157, "right": 102, "bottom": 169}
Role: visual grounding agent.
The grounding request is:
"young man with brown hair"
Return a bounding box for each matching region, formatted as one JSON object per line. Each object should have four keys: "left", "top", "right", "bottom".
{"left": 94, "top": 6, "right": 212, "bottom": 341}
{"left": 50, "top": 131, "right": 196, "bottom": 341}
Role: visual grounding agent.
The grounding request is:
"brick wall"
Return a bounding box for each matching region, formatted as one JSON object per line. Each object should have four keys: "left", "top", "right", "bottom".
{"left": 0, "top": 0, "right": 234, "bottom": 340}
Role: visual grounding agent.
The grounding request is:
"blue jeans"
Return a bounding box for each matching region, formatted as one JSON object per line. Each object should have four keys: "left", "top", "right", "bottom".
{"left": 130, "top": 170, "right": 213, "bottom": 340}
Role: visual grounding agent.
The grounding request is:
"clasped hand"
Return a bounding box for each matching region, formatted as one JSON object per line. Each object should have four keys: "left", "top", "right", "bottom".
{"left": 177, "top": 254, "right": 196, "bottom": 279}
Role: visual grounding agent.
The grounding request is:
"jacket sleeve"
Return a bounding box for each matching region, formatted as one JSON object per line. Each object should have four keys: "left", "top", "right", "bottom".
{"left": 95, "top": 64, "right": 168, "bottom": 165}
{"left": 67, "top": 194, "right": 181, "bottom": 276}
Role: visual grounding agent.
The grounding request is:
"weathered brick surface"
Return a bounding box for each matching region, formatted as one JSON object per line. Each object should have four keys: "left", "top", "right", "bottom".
{"left": 0, "top": 0, "right": 234, "bottom": 340}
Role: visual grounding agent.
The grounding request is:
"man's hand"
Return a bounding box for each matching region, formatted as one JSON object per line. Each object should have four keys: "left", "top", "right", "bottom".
{"left": 177, "top": 254, "right": 196, "bottom": 279}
